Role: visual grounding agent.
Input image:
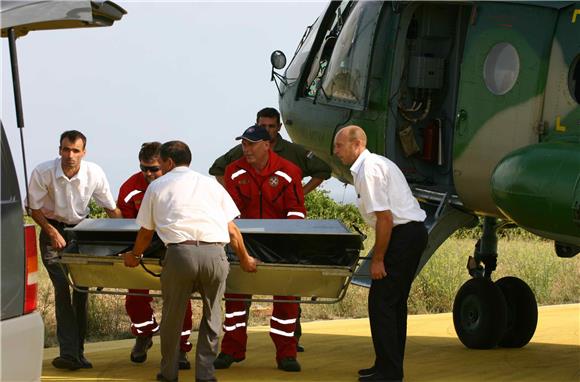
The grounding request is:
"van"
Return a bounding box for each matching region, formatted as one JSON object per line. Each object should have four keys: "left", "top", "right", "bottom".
{"left": 1, "top": 123, "right": 44, "bottom": 381}
{"left": 0, "top": 2, "right": 126, "bottom": 380}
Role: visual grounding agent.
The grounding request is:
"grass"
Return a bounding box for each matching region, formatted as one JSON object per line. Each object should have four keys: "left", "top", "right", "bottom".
{"left": 37, "top": 234, "right": 580, "bottom": 347}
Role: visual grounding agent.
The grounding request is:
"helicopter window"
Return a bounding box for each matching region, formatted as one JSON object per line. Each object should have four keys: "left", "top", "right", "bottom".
{"left": 569, "top": 54, "right": 579, "bottom": 103}
{"left": 286, "top": 12, "right": 326, "bottom": 83}
{"left": 304, "top": 1, "right": 354, "bottom": 97}
{"left": 319, "top": 1, "right": 382, "bottom": 108}
{"left": 483, "top": 42, "right": 520, "bottom": 96}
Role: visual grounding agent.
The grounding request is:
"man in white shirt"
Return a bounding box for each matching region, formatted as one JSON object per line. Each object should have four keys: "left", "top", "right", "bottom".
{"left": 334, "top": 126, "right": 428, "bottom": 382}
{"left": 122, "top": 140, "right": 257, "bottom": 382}
{"left": 27, "top": 130, "right": 121, "bottom": 370}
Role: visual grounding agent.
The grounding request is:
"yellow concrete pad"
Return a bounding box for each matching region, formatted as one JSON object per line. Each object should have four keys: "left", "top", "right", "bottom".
{"left": 42, "top": 304, "right": 580, "bottom": 381}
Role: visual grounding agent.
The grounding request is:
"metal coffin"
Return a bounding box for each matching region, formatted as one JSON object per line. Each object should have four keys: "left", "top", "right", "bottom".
{"left": 59, "top": 219, "right": 363, "bottom": 301}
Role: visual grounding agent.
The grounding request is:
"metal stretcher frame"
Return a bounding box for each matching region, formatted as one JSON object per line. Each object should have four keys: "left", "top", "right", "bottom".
{"left": 57, "top": 218, "right": 363, "bottom": 304}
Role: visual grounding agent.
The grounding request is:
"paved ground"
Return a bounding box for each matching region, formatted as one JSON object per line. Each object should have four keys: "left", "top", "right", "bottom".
{"left": 42, "top": 304, "right": 580, "bottom": 381}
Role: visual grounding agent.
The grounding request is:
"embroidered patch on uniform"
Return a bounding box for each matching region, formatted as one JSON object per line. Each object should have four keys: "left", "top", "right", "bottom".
{"left": 268, "top": 176, "right": 279, "bottom": 187}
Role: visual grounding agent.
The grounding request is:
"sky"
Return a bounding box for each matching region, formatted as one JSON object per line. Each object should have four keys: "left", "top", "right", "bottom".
{"left": 1, "top": 1, "right": 357, "bottom": 204}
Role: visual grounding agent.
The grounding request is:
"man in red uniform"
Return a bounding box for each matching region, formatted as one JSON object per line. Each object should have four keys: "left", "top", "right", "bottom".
{"left": 117, "top": 142, "right": 193, "bottom": 369}
{"left": 214, "top": 125, "right": 306, "bottom": 372}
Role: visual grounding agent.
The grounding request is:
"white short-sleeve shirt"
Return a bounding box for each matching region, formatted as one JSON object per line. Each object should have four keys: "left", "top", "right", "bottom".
{"left": 136, "top": 166, "right": 240, "bottom": 245}
{"left": 27, "top": 158, "right": 117, "bottom": 225}
{"left": 351, "top": 150, "right": 426, "bottom": 228}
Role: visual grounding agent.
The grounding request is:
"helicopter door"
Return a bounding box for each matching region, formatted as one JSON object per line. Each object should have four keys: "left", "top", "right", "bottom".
{"left": 452, "top": 3, "right": 558, "bottom": 215}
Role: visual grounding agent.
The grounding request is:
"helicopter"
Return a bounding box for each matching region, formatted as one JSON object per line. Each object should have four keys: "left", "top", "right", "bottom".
{"left": 269, "top": 1, "right": 580, "bottom": 350}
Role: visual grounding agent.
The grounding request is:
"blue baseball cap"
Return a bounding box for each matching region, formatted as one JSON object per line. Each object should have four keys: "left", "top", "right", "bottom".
{"left": 235, "top": 125, "right": 270, "bottom": 142}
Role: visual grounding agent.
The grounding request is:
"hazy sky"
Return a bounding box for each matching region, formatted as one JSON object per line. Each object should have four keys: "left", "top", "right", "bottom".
{"left": 2, "top": 1, "right": 357, "bottom": 203}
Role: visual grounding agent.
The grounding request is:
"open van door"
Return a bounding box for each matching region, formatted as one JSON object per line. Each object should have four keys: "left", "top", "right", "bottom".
{"left": 1, "top": 1, "right": 126, "bottom": 380}
{"left": 1, "top": 0, "right": 126, "bottom": 37}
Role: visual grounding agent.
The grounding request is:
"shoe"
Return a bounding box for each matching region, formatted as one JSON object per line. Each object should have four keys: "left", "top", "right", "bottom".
{"left": 131, "top": 335, "right": 153, "bottom": 363}
{"left": 359, "top": 365, "right": 376, "bottom": 376}
{"left": 213, "top": 352, "right": 244, "bottom": 369}
{"left": 296, "top": 343, "right": 305, "bottom": 352}
{"left": 178, "top": 351, "right": 191, "bottom": 370}
{"left": 79, "top": 355, "right": 93, "bottom": 369}
{"left": 52, "top": 356, "right": 82, "bottom": 370}
{"left": 277, "top": 357, "right": 301, "bottom": 372}
{"left": 156, "top": 372, "right": 178, "bottom": 382}
{"left": 195, "top": 378, "right": 217, "bottom": 382}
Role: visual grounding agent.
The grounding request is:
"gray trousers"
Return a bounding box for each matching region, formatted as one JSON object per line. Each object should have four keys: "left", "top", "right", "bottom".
{"left": 40, "top": 227, "right": 87, "bottom": 361}
{"left": 160, "top": 243, "right": 229, "bottom": 381}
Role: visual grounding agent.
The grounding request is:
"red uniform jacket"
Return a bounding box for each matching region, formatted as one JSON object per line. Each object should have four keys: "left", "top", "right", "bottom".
{"left": 224, "top": 151, "right": 306, "bottom": 219}
{"left": 117, "top": 172, "right": 148, "bottom": 218}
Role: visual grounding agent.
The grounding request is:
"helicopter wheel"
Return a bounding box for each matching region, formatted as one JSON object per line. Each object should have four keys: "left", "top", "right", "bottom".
{"left": 495, "top": 276, "right": 538, "bottom": 348}
{"left": 453, "top": 278, "right": 507, "bottom": 349}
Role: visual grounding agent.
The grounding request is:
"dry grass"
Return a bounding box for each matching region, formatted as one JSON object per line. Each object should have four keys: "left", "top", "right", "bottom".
{"left": 37, "top": 236, "right": 579, "bottom": 346}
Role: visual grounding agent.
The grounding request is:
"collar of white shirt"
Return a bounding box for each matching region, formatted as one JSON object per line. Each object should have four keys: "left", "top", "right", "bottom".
{"left": 171, "top": 166, "right": 190, "bottom": 174}
{"left": 350, "top": 149, "right": 370, "bottom": 177}
{"left": 55, "top": 159, "right": 87, "bottom": 182}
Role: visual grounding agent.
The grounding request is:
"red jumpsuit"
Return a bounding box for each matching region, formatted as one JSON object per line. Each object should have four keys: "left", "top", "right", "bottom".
{"left": 222, "top": 151, "right": 306, "bottom": 362}
{"left": 117, "top": 172, "right": 192, "bottom": 352}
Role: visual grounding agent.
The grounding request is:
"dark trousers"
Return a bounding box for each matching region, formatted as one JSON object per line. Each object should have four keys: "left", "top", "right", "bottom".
{"left": 368, "top": 221, "right": 427, "bottom": 380}
{"left": 40, "top": 226, "right": 87, "bottom": 361}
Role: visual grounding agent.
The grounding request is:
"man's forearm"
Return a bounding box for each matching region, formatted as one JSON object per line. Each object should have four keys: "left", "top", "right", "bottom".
{"left": 228, "top": 221, "right": 257, "bottom": 272}
{"left": 302, "top": 177, "right": 324, "bottom": 195}
{"left": 228, "top": 221, "right": 249, "bottom": 261}
{"left": 105, "top": 208, "right": 122, "bottom": 218}
{"left": 132, "top": 227, "right": 155, "bottom": 257}
{"left": 373, "top": 211, "right": 394, "bottom": 262}
{"left": 29, "top": 208, "right": 53, "bottom": 233}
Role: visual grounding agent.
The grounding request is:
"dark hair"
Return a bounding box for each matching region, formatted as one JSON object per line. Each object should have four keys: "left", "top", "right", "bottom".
{"left": 160, "top": 141, "right": 191, "bottom": 166}
{"left": 138, "top": 142, "right": 161, "bottom": 162}
{"left": 60, "top": 130, "right": 87, "bottom": 149}
{"left": 256, "top": 107, "right": 281, "bottom": 125}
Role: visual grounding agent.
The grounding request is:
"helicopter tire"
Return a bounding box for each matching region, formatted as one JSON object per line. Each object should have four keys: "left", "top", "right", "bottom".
{"left": 495, "top": 276, "right": 538, "bottom": 348}
{"left": 453, "top": 278, "right": 507, "bottom": 349}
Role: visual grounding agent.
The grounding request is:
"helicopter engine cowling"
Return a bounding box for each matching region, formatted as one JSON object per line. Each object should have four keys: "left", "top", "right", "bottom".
{"left": 491, "top": 141, "right": 580, "bottom": 247}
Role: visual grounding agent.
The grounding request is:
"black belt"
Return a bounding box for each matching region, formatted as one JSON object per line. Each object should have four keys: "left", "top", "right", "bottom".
{"left": 47, "top": 218, "right": 76, "bottom": 228}
{"left": 167, "top": 240, "right": 220, "bottom": 247}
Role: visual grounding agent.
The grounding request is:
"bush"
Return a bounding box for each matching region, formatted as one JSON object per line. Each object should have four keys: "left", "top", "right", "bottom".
{"left": 88, "top": 199, "right": 108, "bottom": 218}
{"left": 305, "top": 188, "right": 368, "bottom": 233}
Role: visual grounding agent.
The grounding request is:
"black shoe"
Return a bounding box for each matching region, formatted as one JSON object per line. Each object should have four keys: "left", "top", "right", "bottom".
{"left": 195, "top": 378, "right": 217, "bottom": 382}
{"left": 156, "top": 372, "right": 178, "bottom": 382}
{"left": 296, "top": 343, "right": 305, "bottom": 352}
{"left": 359, "top": 366, "right": 376, "bottom": 376}
{"left": 359, "top": 371, "right": 402, "bottom": 382}
{"left": 213, "top": 352, "right": 244, "bottom": 369}
{"left": 52, "top": 356, "right": 82, "bottom": 370}
{"left": 79, "top": 355, "right": 93, "bottom": 369}
{"left": 178, "top": 351, "right": 191, "bottom": 370}
{"left": 277, "top": 357, "right": 301, "bottom": 372}
{"left": 131, "top": 335, "right": 153, "bottom": 363}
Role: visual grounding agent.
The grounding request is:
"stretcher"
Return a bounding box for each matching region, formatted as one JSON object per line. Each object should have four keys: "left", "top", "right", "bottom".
{"left": 58, "top": 218, "right": 363, "bottom": 303}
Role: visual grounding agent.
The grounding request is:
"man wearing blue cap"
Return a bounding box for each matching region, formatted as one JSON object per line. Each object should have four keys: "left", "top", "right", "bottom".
{"left": 214, "top": 125, "right": 306, "bottom": 372}
{"left": 209, "top": 107, "right": 331, "bottom": 352}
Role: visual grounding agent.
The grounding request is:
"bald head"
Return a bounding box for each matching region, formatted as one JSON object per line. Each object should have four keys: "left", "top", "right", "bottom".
{"left": 333, "top": 125, "right": 367, "bottom": 166}
{"left": 339, "top": 125, "right": 367, "bottom": 147}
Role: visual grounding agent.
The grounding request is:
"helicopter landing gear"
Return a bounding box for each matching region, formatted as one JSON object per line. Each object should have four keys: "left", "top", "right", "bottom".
{"left": 495, "top": 276, "right": 538, "bottom": 347}
{"left": 452, "top": 217, "right": 538, "bottom": 349}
